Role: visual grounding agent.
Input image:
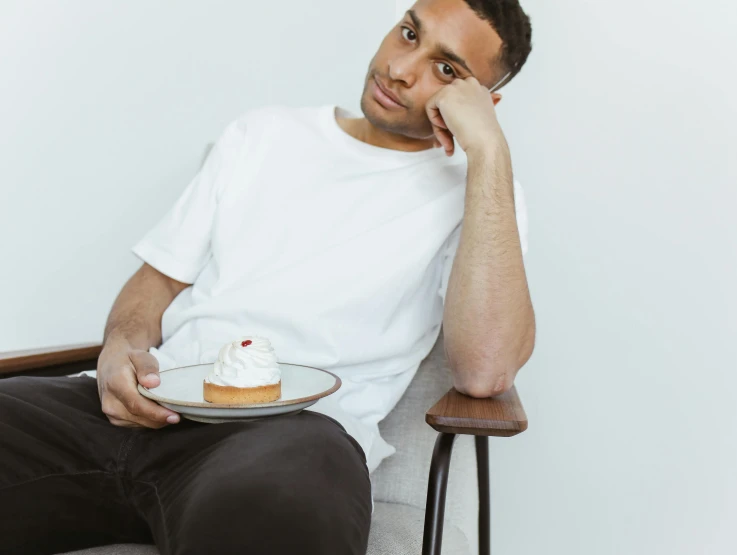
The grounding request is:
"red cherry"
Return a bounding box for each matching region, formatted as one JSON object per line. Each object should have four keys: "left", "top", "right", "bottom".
{"left": 241, "top": 340, "right": 252, "bottom": 347}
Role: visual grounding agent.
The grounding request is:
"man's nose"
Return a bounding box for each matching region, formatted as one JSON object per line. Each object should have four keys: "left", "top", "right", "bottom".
{"left": 388, "top": 53, "right": 419, "bottom": 87}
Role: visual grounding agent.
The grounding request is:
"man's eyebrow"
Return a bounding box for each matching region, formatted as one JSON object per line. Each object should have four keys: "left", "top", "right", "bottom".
{"left": 407, "top": 9, "right": 423, "bottom": 34}
{"left": 406, "top": 9, "right": 474, "bottom": 76}
{"left": 438, "top": 45, "right": 472, "bottom": 75}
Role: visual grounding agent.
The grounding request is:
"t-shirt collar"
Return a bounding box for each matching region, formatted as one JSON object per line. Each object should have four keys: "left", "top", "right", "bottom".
{"left": 322, "top": 104, "right": 465, "bottom": 164}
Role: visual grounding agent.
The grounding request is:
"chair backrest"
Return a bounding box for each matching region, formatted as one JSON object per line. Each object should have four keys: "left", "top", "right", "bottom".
{"left": 371, "top": 327, "right": 479, "bottom": 554}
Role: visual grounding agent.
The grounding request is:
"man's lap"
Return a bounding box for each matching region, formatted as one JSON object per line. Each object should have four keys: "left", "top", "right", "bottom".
{"left": 0, "top": 375, "right": 372, "bottom": 555}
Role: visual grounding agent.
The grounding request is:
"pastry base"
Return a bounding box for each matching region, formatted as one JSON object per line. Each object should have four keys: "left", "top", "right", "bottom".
{"left": 203, "top": 380, "right": 281, "bottom": 404}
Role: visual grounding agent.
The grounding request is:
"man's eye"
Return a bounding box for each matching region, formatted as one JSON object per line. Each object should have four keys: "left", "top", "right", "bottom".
{"left": 435, "top": 62, "right": 456, "bottom": 79}
{"left": 401, "top": 26, "right": 417, "bottom": 42}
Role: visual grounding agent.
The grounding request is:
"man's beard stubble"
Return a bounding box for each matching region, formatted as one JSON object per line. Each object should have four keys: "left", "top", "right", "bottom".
{"left": 359, "top": 71, "right": 434, "bottom": 140}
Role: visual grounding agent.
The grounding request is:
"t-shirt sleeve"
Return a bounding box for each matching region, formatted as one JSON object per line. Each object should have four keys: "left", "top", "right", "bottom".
{"left": 438, "top": 178, "right": 529, "bottom": 304}
{"left": 131, "top": 116, "right": 249, "bottom": 284}
{"left": 437, "top": 224, "right": 462, "bottom": 305}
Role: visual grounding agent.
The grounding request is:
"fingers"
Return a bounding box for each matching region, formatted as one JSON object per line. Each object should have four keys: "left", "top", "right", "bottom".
{"left": 433, "top": 125, "right": 454, "bottom": 157}
{"left": 426, "top": 93, "right": 455, "bottom": 157}
{"left": 118, "top": 383, "right": 177, "bottom": 426}
{"left": 426, "top": 97, "right": 448, "bottom": 132}
{"left": 101, "top": 393, "right": 169, "bottom": 429}
{"left": 130, "top": 350, "right": 161, "bottom": 389}
{"left": 101, "top": 362, "right": 180, "bottom": 428}
{"left": 107, "top": 414, "right": 146, "bottom": 428}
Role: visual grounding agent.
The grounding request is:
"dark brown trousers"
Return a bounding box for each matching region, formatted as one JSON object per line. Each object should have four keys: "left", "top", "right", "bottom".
{"left": 0, "top": 375, "right": 372, "bottom": 555}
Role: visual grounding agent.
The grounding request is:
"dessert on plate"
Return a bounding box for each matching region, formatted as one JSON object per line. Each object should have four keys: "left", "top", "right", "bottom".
{"left": 203, "top": 336, "right": 282, "bottom": 404}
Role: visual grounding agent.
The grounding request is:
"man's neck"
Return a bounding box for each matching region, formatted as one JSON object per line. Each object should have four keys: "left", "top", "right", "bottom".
{"left": 336, "top": 114, "right": 435, "bottom": 153}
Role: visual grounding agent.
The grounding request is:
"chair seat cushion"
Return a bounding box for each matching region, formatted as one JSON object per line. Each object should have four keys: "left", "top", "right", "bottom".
{"left": 367, "top": 501, "right": 470, "bottom": 555}
{"left": 58, "top": 502, "right": 470, "bottom": 555}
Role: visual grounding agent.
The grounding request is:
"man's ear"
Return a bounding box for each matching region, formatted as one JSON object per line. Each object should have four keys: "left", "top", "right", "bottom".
{"left": 491, "top": 92, "right": 502, "bottom": 106}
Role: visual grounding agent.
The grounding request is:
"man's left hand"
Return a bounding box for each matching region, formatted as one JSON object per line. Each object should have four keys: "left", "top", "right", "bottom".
{"left": 425, "top": 76, "right": 508, "bottom": 158}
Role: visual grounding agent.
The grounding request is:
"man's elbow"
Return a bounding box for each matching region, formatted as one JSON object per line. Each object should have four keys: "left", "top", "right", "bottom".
{"left": 457, "top": 376, "right": 511, "bottom": 398}
{"left": 453, "top": 344, "right": 534, "bottom": 399}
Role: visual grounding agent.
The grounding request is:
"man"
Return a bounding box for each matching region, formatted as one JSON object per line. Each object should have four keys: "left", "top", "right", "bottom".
{"left": 0, "top": 0, "right": 534, "bottom": 553}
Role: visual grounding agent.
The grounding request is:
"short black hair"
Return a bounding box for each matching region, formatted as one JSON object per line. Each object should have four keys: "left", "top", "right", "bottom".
{"left": 462, "top": 0, "right": 533, "bottom": 89}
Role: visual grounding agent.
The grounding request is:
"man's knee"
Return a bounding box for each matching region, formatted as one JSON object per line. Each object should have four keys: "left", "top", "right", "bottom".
{"left": 165, "top": 414, "right": 371, "bottom": 554}
{"left": 171, "top": 475, "right": 370, "bottom": 555}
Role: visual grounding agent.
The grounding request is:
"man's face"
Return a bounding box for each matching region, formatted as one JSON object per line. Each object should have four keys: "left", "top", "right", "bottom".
{"left": 361, "top": 0, "right": 504, "bottom": 140}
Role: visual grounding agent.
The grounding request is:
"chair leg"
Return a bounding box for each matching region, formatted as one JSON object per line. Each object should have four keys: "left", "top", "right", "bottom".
{"left": 476, "top": 435, "right": 491, "bottom": 555}
{"left": 422, "top": 433, "right": 457, "bottom": 555}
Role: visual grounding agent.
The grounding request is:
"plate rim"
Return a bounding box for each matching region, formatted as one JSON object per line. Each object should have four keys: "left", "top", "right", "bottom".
{"left": 137, "top": 360, "right": 341, "bottom": 409}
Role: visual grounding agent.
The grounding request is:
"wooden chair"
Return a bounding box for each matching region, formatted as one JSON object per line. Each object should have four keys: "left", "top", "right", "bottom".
{"left": 1, "top": 329, "right": 527, "bottom": 555}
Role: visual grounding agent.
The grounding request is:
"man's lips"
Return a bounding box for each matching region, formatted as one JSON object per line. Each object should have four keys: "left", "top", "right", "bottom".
{"left": 372, "top": 76, "right": 406, "bottom": 109}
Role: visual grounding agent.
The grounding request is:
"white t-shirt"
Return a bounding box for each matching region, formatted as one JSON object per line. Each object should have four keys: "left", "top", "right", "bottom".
{"left": 129, "top": 104, "right": 529, "bottom": 474}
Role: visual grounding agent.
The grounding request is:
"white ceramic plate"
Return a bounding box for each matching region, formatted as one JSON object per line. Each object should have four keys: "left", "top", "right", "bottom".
{"left": 138, "top": 362, "right": 341, "bottom": 424}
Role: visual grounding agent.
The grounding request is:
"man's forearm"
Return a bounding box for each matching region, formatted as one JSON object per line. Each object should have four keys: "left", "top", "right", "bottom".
{"left": 97, "top": 263, "right": 188, "bottom": 427}
{"left": 103, "top": 264, "right": 188, "bottom": 351}
{"left": 442, "top": 145, "right": 536, "bottom": 397}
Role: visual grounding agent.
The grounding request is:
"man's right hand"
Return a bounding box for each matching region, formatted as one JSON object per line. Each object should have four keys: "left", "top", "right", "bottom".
{"left": 97, "top": 340, "right": 180, "bottom": 428}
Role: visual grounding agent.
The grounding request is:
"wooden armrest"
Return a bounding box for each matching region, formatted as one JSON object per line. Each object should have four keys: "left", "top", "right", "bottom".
{"left": 0, "top": 343, "right": 103, "bottom": 376}
{"left": 426, "top": 385, "right": 527, "bottom": 437}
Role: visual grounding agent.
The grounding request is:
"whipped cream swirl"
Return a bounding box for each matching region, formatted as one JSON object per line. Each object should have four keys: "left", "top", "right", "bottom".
{"left": 205, "top": 336, "right": 281, "bottom": 387}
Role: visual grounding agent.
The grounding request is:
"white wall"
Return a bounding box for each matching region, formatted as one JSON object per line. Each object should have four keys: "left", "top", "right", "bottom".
{"left": 0, "top": 0, "right": 395, "bottom": 350}
{"left": 3, "top": 0, "right": 736, "bottom": 553}
{"left": 456, "top": 1, "right": 735, "bottom": 554}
